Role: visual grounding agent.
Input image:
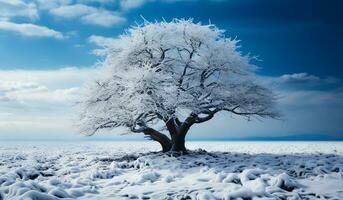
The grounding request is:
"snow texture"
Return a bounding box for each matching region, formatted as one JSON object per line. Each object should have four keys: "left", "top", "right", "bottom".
{"left": 0, "top": 141, "right": 342, "bottom": 200}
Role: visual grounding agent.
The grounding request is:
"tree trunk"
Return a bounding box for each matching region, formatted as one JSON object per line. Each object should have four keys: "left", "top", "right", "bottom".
{"left": 171, "top": 134, "right": 187, "bottom": 152}
{"left": 165, "top": 117, "right": 195, "bottom": 153}
{"left": 140, "top": 116, "right": 196, "bottom": 152}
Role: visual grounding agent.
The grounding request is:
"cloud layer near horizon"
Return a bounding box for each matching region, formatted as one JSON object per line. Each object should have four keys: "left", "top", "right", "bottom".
{"left": 0, "top": 67, "right": 341, "bottom": 140}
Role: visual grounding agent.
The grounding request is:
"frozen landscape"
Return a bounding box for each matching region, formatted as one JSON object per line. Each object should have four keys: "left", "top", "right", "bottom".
{"left": 0, "top": 141, "right": 342, "bottom": 200}
{"left": 1, "top": 0, "right": 342, "bottom": 199}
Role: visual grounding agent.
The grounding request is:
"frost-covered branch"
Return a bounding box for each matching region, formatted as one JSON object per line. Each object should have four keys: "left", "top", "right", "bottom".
{"left": 77, "top": 19, "right": 280, "bottom": 152}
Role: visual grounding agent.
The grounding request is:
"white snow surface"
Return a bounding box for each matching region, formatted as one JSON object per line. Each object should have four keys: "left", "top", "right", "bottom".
{"left": 0, "top": 141, "right": 342, "bottom": 200}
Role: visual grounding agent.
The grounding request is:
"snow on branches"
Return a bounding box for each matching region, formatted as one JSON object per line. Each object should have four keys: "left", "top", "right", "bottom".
{"left": 77, "top": 19, "right": 280, "bottom": 151}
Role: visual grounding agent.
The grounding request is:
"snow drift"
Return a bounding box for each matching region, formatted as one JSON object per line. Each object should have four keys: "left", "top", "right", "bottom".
{"left": 0, "top": 141, "right": 342, "bottom": 199}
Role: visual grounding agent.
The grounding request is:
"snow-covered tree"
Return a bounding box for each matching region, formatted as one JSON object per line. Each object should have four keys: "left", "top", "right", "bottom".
{"left": 77, "top": 19, "right": 279, "bottom": 152}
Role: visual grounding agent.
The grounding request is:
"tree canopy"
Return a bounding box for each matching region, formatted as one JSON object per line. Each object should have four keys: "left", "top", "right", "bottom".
{"left": 77, "top": 19, "right": 279, "bottom": 152}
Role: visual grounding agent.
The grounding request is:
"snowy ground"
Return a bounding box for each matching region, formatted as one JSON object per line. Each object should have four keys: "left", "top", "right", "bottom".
{"left": 0, "top": 141, "right": 342, "bottom": 200}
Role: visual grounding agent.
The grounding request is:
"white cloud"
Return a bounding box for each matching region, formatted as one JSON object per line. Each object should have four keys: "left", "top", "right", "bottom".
{"left": 0, "top": 0, "right": 39, "bottom": 20}
{"left": 279, "top": 73, "right": 339, "bottom": 85}
{"left": 120, "top": 0, "right": 146, "bottom": 10}
{"left": 0, "top": 21, "right": 64, "bottom": 39}
{"left": 35, "top": 0, "right": 73, "bottom": 10}
{"left": 49, "top": 4, "right": 95, "bottom": 18}
{"left": 78, "top": 0, "right": 116, "bottom": 3}
{"left": 49, "top": 4, "right": 125, "bottom": 27}
{"left": 6, "top": 86, "right": 80, "bottom": 103}
{"left": 0, "top": 80, "right": 39, "bottom": 92}
{"left": 81, "top": 10, "right": 126, "bottom": 27}
{"left": 0, "top": 67, "right": 96, "bottom": 91}
{"left": 88, "top": 35, "right": 116, "bottom": 46}
{"left": 0, "top": 67, "right": 97, "bottom": 106}
{"left": 279, "top": 73, "right": 320, "bottom": 83}
{"left": 119, "top": 0, "right": 200, "bottom": 10}
{"left": 259, "top": 72, "right": 340, "bottom": 89}
{"left": 0, "top": 68, "right": 90, "bottom": 138}
{"left": 0, "top": 67, "right": 97, "bottom": 139}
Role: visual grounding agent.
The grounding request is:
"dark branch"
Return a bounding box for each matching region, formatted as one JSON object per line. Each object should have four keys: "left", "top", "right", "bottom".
{"left": 143, "top": 128, "right": 172, "bottom": 152}
{"left": 130, "top": 122, "right": 172, "bottom": 152}
{"left": 223, "top": 106, "right": 279, "bottom": 119}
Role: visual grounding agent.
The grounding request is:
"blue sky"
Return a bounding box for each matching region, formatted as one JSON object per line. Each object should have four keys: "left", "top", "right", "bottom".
{"left": 0, "top": 0, "right": 342, "bottom": 140}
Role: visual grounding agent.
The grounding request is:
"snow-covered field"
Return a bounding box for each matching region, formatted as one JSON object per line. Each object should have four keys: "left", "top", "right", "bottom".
{"left": 0, "top": 141, "right": 342, "bottom": 200}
